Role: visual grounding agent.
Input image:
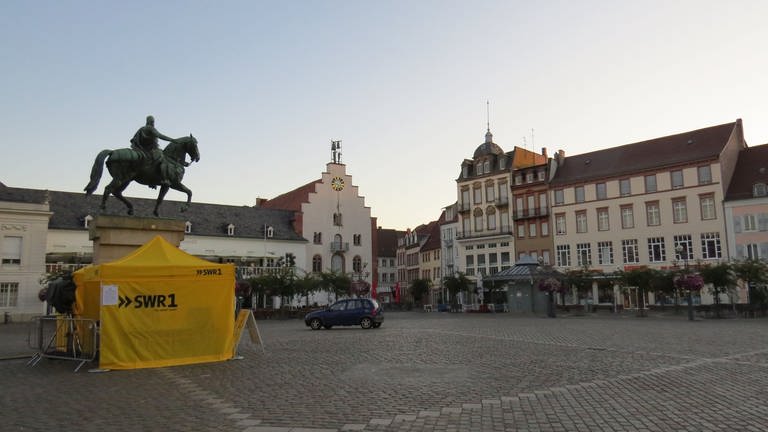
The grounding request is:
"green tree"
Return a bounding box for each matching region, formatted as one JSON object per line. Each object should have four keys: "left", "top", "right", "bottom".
{"left": 619, "top": 267, "right": 656, "bottom": 317}
{"left": 293, "top": 271, "right": 320, "bottom": 306}
{"left": 410, "top": 278, "right": 431, "bottom": 306}
{"left": 317, "top": 270, "right": 351, "bottom": 301}
{"left": 732, "top": 258, "right": 768, "bottom": 307}
{"left": 443, "top": 272, "right": 471, "bottom": 309}
{"left": 700, "top": 262, "right": 737, "bottom": 318}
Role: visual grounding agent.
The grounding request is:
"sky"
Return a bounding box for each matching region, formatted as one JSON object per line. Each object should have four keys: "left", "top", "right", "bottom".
{"left": 2, "top": 1, "right": 767, "bottom": 230}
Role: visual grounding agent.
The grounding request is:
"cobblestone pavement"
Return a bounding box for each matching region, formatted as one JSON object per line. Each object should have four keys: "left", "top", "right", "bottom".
{"left": 2, "top": 312, "right": 768, "bottom": 431}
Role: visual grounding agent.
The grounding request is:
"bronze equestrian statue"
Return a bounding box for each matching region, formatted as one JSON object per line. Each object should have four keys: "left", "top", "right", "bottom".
{"left": 84, "top": 115, "right": 200, "bottom": 217}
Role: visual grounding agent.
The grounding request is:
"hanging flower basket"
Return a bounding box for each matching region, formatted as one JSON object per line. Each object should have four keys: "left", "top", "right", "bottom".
{"left": 537, "top": 277, "right": 565, "bottom": 294}
{"left": 674, "top": 274, "right": 704, "bottom": 292}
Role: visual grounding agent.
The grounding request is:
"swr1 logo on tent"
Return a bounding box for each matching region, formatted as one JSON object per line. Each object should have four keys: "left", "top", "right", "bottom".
{"left": 118, "top": 294, "right": 178, "bottom": 309}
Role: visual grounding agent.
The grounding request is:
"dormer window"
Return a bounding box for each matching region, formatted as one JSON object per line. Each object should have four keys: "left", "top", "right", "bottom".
{"left": 83, "top": 215, "right": 93, "bottom": 229}
{"left": 185, "top": 221, "right": 192, "bottom": 234}
{"left": 754, "top": 182, "right": 767, "bottom": 197}
{"left": 499, "top": 158, "right": 506, "bottom": 170}
{"left": 483, "top": 160, "right": 490, "bottom": 173}
{"left": 227, "top": 224, "right": 235, "bottom": 236}
{"left": 476, "top": 164, "right": 483, "bottom": 176}
{"left": 266, "top": 226, "right": 274, "bottom": 238}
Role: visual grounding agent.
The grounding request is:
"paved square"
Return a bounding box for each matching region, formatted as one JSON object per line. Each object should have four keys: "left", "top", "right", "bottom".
{"left": 2, "top": 312, "right": 768, "bottom": 431}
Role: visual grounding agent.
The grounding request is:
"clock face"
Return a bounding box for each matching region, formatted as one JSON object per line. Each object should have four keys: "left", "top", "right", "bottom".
{"left": 331, "top": 176, "right": 345, "bottom": 191}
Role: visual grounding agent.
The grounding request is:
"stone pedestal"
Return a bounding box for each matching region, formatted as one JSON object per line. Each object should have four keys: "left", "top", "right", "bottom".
{"left": 89, "top": 215, "right": 186, "bottom": 264}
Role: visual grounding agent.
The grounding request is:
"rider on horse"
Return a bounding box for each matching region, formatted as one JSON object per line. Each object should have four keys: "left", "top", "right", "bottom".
{"left": 130, "top": 115, "right": 177, "bottom": 187}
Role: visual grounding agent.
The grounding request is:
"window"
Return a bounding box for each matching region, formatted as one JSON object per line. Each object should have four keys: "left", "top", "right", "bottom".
{"left": 473, "top": 187, "right": 482, "bottom": 204}
{"left": 648, "top": 237, "right": 666, "bottom": 262}
{"left": 754, "top": 183, "right": 767, "bottom": 197}
{"left": 353, "top": 256, "right": 362, "bottom": 273}
{"left": 538, "top": 170, "right": 546, "bottom": 181}
{"left": 645, "top": 175, "right": 657, "bottom": 193}
{"left": 0, "top": 282, "right": 19, "bottom": 307}
{"left": 697, "top": 165, "right": 712, "bottom": 184}
{"left": 576, "top": 243, "right": 592, "bottom": 266}
{"left": 333, "top": 212, "right": 343, "bottom": 226}
{"left": 598, "top": 241, "right": 613, "bottom": 265}
{"left": 555, "top": 213, "right": 566, "bottom": 235}
{"left": 576, "top": 211, "right": 587, "bottom": 233}
{"left": 474, "top": 208, "right": 484, "bottom": 231}
{"left": 645, "top": 201, "right": 661, "bottom": 226}
{"left": 575, "top": 186, "right": 585, "bottom": 203}
{"left": 673, "top": 235, "right": 693, "bottom": 261}
{"left": 621, "top": 205, "right": 634, "bottom": 229}
{"left": 744, "top": 214, "right": 757, "bottom": 231}
{"left": 485, "top": 183, "right": 495, "bottom": 202}
{"left": 466, "top": 255, "right": 475, "bottom": 268}
{"left": 554, "top": 189, "right": 564, "bottom": 205}
{"left": 461, "top": 189, "right": 470, "bottom": 209}
{"left": 700, "top": 194, "right": 716, "bottom": 220}
{"left": 499, "top": 158, "right": 506, "bottom": 170}
{"left": 622, "top": 239, "right": 639, "bottom": 264}
{"left": 672, "top": 198, "right": 687, "bottom": 223}
{"left": 500, "top": 252, "right": 510, "bottom": 268}
{"left": 542, "top": 250, "right": 551, "bottom": 265}
{"left": 462, "top": 217, "right": 471, "bottom": 235}
{"left": 746, "top": 243, "right": 760, "bottom": 260}
{"left": 526, "top": 172, "right": 534, "bottom": 183}
{"left": 596, "top": 183, "right": 607, "bottom": 200}
{"left": 671, "top": 170, "right": 684, "bottom": 189}
{"left": 597, "top": 208, "right": 609, "bottom": 231}
{"left": 517, "top": 223, "right": 526, "bottom": 238}
{"left": 487, "top": 207, "right": 497, "bottom": 230}
{"left": 227, "top": 224, "right": 235, "bottom": 236}
{"left": 484, "top": 160, "right": 490, "bottom": 173}
{"left": 541, "top": 221, "right": 549, "bottom": 236}
{"left": 700, "top": 233, "right": 722, "bottom": 259}
{"left": 476, "top": 164, "right": 483, "bottom": 176}
{"left": 313, "top": 232, "right": 322, "bottom": 244}
{"left": 556, "top": 244, "right": 571, "bottom": 267}
{"left": 498, "top": 182, "right": 508, "bottom": 203}
{"left": 620, "top": 178, "right": 631, "bottom": 196}
{"left": 2, "top": 236, "right": 22, "bottom": 265}
{"left": 539, "top": 193, "right": 547, "bottom": 210}
{"left": 185, "top": 221, "right": 192, "bottom": 234}
{"left": 312, "top": 255, "right": 323, "bottom": 272}
{"left": 514, "top": 174, "right": 523, "bottom": 185}
{"left": 528, "top": 223, "right": 537, "bottom": 237}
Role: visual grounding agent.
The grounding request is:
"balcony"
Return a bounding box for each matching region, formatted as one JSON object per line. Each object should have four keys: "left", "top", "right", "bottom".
{"left": 512, "top": 207, "right": 549, "bottom": 221}
{"left": 330, "top": 241, "right": 349, "bottom": 253}
{"left": 495, "top": 196, "right": 509, "bottom": 206}
{"left": 456, "top": 228, "right": 514, "bottom": 240}
{"left": 443, "top": 238, "right": 453, "bottom": 247}
{"left": 458, "top": 202, "right": 472, "bottom": 213}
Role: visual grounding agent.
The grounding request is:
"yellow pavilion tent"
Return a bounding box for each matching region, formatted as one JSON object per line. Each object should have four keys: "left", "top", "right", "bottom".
{"left": 73, "top": 235, "right": 236, "bottom": 370}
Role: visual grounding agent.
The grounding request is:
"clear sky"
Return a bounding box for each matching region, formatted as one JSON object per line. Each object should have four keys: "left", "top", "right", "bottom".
{"left": 2, "top": 1, "right": 767, "bottom": 230}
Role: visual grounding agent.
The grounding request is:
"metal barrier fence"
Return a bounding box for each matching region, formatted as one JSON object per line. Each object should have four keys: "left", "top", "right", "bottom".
{"left": 27, "top": 315, "right": 98, "bottom": 372}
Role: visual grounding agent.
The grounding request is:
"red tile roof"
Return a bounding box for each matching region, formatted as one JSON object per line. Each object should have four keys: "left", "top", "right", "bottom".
{"left": 260, "top": 179, "right": 321, "bottom": 212}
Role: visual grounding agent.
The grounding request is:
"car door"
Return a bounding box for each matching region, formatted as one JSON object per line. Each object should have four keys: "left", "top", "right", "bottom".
{"left": 342, "top": 299, "right": 362, "bottom": 325}
{"left": 325, "top": 300, "right": 347, "bottom": 325}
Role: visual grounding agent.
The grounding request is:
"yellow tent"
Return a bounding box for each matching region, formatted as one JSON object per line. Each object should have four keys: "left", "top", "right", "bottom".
{"left": 73, "top": 236, "right": 236, "bottom": 370}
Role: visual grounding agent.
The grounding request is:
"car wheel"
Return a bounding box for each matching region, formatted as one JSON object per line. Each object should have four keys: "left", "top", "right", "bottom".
{"left": 372, "top": 323, "right": 381, "bottom": 328}
{"left": 360, "top": 317, "right": 373, "bottom": 329}
{"left": 309, "top": 318, "right": 322, "bottom": 330}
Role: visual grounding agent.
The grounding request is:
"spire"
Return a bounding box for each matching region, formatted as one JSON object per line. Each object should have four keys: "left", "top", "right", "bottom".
{"left": 485, "top": 100, "right": 493, "bottom": 143}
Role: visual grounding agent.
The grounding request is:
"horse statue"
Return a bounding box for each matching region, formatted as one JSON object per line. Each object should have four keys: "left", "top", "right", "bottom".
{"left": 83, "top": 135, "right": 200, "bottom": 217}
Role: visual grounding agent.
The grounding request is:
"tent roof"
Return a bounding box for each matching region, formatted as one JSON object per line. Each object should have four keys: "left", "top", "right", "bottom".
{"left": 107, "top": 235, "right": 213, "bottom": 268}
{"left": 485, "top": 256, "right": 564, "bottom": 282}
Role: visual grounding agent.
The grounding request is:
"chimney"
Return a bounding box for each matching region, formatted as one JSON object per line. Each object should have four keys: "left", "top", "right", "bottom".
{"left": 254, "top": 198, "right": 268, "bottom": 207}
{"left": 541, "top": 147, "right": 547, "bottom": 158}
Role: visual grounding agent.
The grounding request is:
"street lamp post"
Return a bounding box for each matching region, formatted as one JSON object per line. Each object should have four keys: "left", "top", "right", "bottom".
{"left": 675, "top": 244, "right": 694, "bottom": 321}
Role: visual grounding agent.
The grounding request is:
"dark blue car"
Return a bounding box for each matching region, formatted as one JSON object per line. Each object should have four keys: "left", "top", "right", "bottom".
{"left": 304, "top": 298, "right": 383, "bottom": 330}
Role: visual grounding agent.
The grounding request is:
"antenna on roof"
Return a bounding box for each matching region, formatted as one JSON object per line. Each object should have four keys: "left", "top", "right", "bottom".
{"left": 486, "top": 100, "right": 490, "bottom": 133}
{"left": 531, "top": 128, "right": 535, "bottom": 150}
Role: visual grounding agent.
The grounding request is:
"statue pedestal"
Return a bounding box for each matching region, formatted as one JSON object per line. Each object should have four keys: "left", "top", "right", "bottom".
{"left": 89, "top": 215, "right": 186, "bottom": 264}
